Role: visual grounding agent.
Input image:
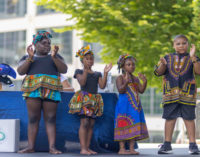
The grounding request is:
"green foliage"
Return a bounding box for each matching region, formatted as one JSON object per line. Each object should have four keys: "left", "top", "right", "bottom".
{"left": 36, "top": 0, "right": 200, "bottom": 87}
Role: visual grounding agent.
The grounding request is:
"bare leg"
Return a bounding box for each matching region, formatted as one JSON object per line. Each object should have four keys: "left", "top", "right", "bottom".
{"left": 183, "top": 119, "right": 196, "bottom": 143}
{"left": 18, "top": 98, "right": 42, "bottom": 153}
{"left": 43, "top": 100, "right": 61, "bottom": 154}
{"left": 129, "top": 139, "right": 139, "bottom": 155}
{"left": 86, "top": 118, "right": 97, "bottom": 154}
{"left": 118, "top": 141, "right": 131, "bottom": 154}
{"left": 79, "top": 118, "right": 91, "bottom": 155}
{"left": 164, "top": 119, "right": 177, "bottom": 142}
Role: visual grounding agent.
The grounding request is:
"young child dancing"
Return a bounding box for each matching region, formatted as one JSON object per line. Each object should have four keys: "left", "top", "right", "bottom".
{"left": 17, "top": 31, "right": 67, "bottom": 154}
{"left": 154, "top": 34, "right": 200, "bottom": 155}
{"left": 114, "top": 54, "right": 149, "bottom": 155}
{"left": 68, "top": 45, "right": 112, "bottom": 155}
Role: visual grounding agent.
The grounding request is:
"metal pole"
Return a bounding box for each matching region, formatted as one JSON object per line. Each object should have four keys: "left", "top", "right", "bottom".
{"left": 150, "top": 88, "right": 154, "bottom": 115}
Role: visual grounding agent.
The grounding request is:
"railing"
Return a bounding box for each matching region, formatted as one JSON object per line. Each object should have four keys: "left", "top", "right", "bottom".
{"left": 140, "top": 88, "right": 163, "bottom": 115}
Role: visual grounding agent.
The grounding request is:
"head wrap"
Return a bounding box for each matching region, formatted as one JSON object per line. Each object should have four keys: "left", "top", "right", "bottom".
{"left": 76, "top": 45, "right": 94, "bottom": 60}
{"left": 117, "top": 54, "right": 135, "bottom": 73}
{"left": 32, "top": 31, "right": 52, "bottom": 45}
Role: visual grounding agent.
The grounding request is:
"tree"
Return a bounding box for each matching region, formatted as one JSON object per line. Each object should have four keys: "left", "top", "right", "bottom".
{"left": 36, "top": 0, "right": 198, "bottom": 87}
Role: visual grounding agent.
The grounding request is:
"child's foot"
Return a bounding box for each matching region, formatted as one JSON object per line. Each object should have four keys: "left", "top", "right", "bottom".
{"left": 118, "top": 149, "right": 131, "bottom": 155}
{"left": 88, "top": 148, "right": 97, "bottom": 154}
{"left": 129, "top": 149, "right": 139, "bottom": 155}
{"left": 80, "top": 149, "right": 91, "bottom": 155}
{"left": 189, "top": 143, "right": 200, "bottom": 155}
{"left": 18, "top": 147, "right": 35, "bottom": 153}
{"left": 158, "top": 142, "right": 172, "bottom": 154}
{"left": 49, "top": 147, "right": 62, "bottom": 154}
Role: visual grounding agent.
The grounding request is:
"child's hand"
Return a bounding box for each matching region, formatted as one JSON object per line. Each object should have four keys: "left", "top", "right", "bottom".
{"left": 27, "top": 44, "right": 34, "bottom": 58}
{"left": 104, "top": 63, "right": 112, "bottom": 74}
{"left": 138, "top": 73, "right": 147, "bottom": 82}
{"left": 124, "top": 72, "right": 130, "bottom": 84}
{"left": 51, "top": 45, "right": 59, "bottom": 58}
{"left": 160, "top": 57, "right": 167, "bottom": 65}
{"left": 84, "top": 64, "right": 89, "bottom": 71}
{"left": 190, "top": 44, "right": 196, "bottom": 58}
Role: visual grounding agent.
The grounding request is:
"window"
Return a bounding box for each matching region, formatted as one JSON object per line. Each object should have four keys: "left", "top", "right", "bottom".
{"left": 37, "top": 28, "right": 72, "bottom": 64}
{"left": 0, "top": 31, "right": 26, "bottom": 66}
{"left": 83, "top": 42, "right": 103, "bottom": 63}
{"left": 0, "top": 0, "right": 26, "bottom": 19}
{"left": 140, "top": 88, "right": 163, "bottom": 115}
{"left": 37, "top": 5, "right": 55, "bottom": 15}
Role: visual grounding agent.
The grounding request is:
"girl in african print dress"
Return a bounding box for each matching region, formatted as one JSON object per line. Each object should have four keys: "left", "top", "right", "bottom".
{"left": 17, "top": 31, "right": 67, "bottom": 154}
{"left": 114, "top": 54, "right": 149, "bottom": 155}
{"left": 68, "top": 45, "right": 112, "bottom": 155}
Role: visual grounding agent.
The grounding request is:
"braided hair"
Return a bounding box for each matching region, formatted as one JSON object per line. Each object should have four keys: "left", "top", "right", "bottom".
{"left": 117, "top": 54, "right": 136, "bottom": 73}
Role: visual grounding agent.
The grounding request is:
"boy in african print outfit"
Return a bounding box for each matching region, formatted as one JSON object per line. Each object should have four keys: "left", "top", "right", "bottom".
{"left": 154, "top": 35, "right": 200, "bottom": 155}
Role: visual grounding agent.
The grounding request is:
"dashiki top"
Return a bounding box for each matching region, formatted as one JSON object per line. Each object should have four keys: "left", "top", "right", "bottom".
{"left": 154, "top": 52, "right": 200, "bottom": 106}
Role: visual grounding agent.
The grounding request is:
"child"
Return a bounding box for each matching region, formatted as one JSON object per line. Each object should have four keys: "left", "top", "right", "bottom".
{"left": 114, "top": 54, "right": 149, "bottom": 155}
{"left": 60, "top": 74, "right": 74, "bottom": 92}
{"left": 154, "top": 35, "right": 200, "bottom": 155}
{"left": 68, "top": 45, "right": 112, "bottom": 155}
{"left": 17, "top": 31, "right": 67, "bottom": 154}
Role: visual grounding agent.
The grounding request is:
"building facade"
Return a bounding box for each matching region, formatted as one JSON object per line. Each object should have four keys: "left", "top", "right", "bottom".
{"left": 0, "top": 0, "right": 120, "bottom": 91}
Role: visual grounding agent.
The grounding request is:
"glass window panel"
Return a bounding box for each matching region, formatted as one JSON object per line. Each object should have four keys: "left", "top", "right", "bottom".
{"left": 68, "top": 77, "right": 72, "bottom": 84}
{"left": 140, "top": 88, "right": 162, "bottom": 115}
{"left": 83, "top": 42, "right": 103, "bottom": 63}
{"left": 0, "top": 0, "right": 26, "bottom": 19}
{"left": 37, "top": 5, "right": 55, "bottom": 15}
{"left": 0, "top": 31, "right": 26, "bottom": 66}
{"left": 37, "top": 28, "right": 72, "bottom": 64}
{"left": 0, "top": 1, "right": 5, "bottom": 13}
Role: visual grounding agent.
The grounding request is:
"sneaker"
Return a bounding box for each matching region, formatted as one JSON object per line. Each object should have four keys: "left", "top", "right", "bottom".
{"left": 189, "top": 143, "right": 200, "bottom": 155}
{"left": 158, "top": 143, "right": 173, "bottom": 154}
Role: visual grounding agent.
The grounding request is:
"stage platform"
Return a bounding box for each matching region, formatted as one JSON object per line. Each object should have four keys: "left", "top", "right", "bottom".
{"left": 0, "top": 91, "right": 121, "bottom": 152}
{"left": 0, "top": 144, "right": 194, "bottom": 157}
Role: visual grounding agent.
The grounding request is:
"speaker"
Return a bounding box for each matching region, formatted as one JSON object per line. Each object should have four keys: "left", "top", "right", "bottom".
{"left": 0, "top": 119, "right": 20, "bottom": 152}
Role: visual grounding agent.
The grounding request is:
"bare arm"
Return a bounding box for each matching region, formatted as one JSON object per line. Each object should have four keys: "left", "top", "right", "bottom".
{"left": 190, "top": 44, "right": 200, "bottom": 75}
{"left": 98, "top": 63, "right": 112, "bottom": 89}
{"left": 138, "top": 73, "right": 147, "bottom": 94}
{"left": 116, "top": 74, "right": 129, "bottom": 94}
{"left": 154, "top": 58, "right": 167, "bottom": 76}
{"left": 192, "top": 57, "right": 200, "bottom": 75}
{"left": 17, "top": 45, "right": 34, "bottom": 75}
{"left": 0, "top": 83, "right": 2, "bottom": 91}
{"left": 76, "top": 69, "right": 88, "bottom": 87}
{"left": 62, "top": 80, "right": 74, "bottom": 92}
{"left": 51, "top": 46, "right": 67, "bottom": 73}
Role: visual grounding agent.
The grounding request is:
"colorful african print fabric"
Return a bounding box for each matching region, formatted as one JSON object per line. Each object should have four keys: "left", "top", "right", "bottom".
{"left": 114, "top": 82, "right": 149, "bottom": 141}
{"left": 75, "top": 45, "right": 93, "bottom": 60}
{"left": 22, "top": 74, "right": 62, "bottom": 101}
{"left": 68, "top": 90, "right": 104, "bottom": 118}
{"left": 32, "top": 31, "right": 52, "bottom": 45}
{"left": 154, "top": 53, "right": 199, "bottom": 106}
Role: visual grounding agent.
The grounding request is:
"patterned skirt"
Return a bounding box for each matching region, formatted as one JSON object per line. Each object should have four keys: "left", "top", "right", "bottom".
{"left": 68, "top": 90, "right": 104, "bottom": 118}
{"left": 22, "top": 74, "right": 62, "bottom": 101}
{"left": 114, "top": 93, "right": 149, "bottom": 141}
